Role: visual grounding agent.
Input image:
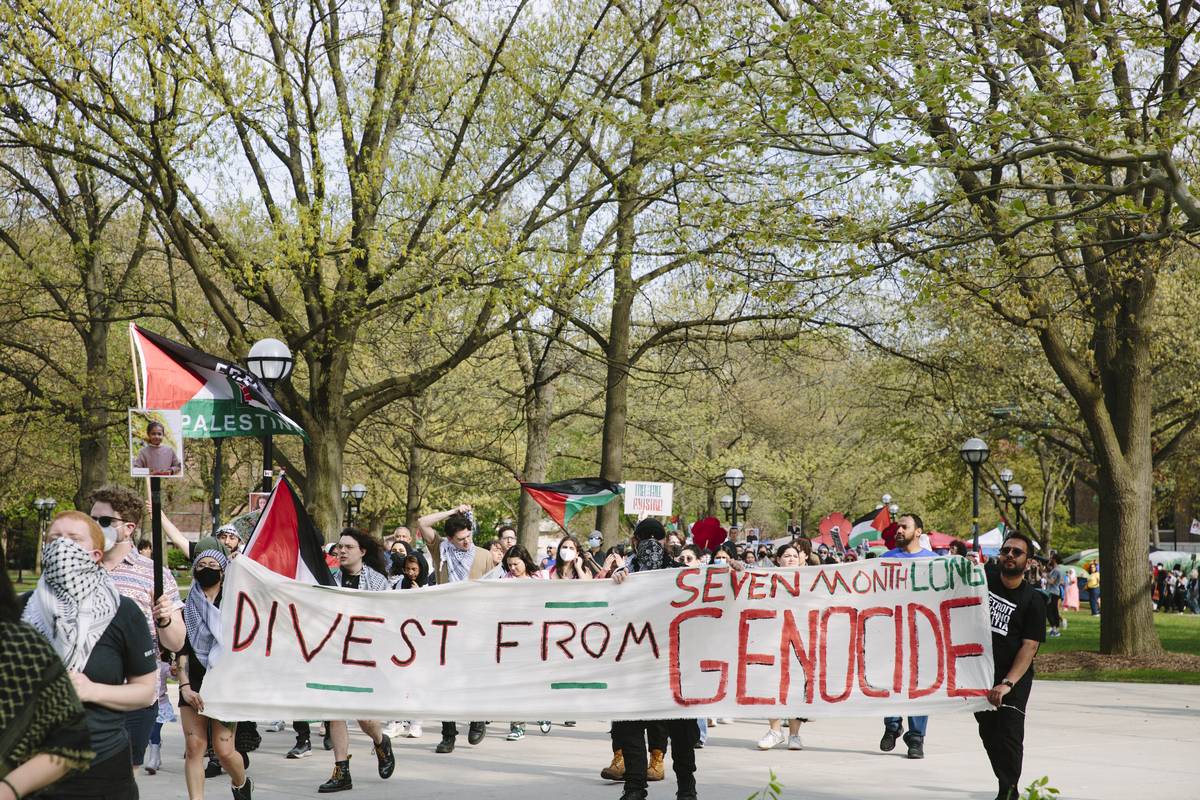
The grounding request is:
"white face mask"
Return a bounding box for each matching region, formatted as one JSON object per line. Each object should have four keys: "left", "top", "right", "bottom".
{"left": 559, "top": 549, "right": 576, "bottom": 562}
{"left": 100, "top": 524, "right": 120, "bottom": 552}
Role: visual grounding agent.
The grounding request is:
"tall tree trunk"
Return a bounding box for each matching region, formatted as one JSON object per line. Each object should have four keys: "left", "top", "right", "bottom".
{"left": 404, "top": 400, "right": 425, "bottom": 530}
{"left": 75, "top": 325, "right": 111, "bottom": 509}
{"left": 304, "top": 423, "right": 346, "bottom": 541}
{"left": 596, "top": 246, "right": 635, "bottom": 545}
{"left": 517, "top": 378, "right": 555, "bottom": 552}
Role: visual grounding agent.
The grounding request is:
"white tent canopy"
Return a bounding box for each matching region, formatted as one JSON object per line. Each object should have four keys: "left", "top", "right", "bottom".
{"left": 978, "top": 524, "right": 1040, "bottom": 551}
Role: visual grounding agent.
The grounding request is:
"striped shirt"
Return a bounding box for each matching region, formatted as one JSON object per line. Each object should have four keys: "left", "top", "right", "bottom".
{"left": 108, "top": 548, "right": 183, "bottom": 652}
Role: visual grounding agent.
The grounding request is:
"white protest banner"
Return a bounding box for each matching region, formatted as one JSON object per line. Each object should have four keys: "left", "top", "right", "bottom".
{"left": 201, "top": 556, "right": 994, "bottom": 722}
{"left": 623, "top": 481, "right": 673, "bottom": 517}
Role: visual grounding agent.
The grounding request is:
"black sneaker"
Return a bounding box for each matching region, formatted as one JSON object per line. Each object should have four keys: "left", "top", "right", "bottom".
{"left": 879, "top": 730, "right": 897, "bottom": 752}
{"left": 435, "top": 737, "right": 455, "bottom": 754}
{"left": 906, "top": 739, "right": 924, "bottom": 759}
{"left": 286, "top": 740, "right": 312, "bottom": 759}
{"left": 467, "top": 721, "right": 486, "bottom": 745}
{"left": 318, "top": 758, "right": 352, "bottom": 793}
{"left": 374, "top": 735, "right": 395, "bottom": 779}
{"left": 231, "top": 776, "right": 253, "bottom": 800}
{"left": 205, "top": 756, "right": 224, "bottom": 778}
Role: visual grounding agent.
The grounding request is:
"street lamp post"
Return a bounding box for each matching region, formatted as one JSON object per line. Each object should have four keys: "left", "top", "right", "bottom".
{"left": 31, "top": 497, "right": 56, "bottom": 580}
{"left": 342, "top": 483, "right": 367, "bottom": 527}
{"left": 959, "top": 437, "right": 990, "bottom": 554}
{"left": 998, "top": 467, "right": 1014, "bottom": 523}
{"left": 246, "top": 338, "right": 294, "bottom": 493}
{"left": 721, "top": 468, "right": 746, "bottom": 535}
{"left": 1007, "top": 484, "right": 1026, "bottom": 535}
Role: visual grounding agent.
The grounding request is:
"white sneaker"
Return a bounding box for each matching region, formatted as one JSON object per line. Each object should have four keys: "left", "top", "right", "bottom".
{"left": 719, "top": 718, "right": 734, "bottom": 724}
{"left": 757, "top": 729, "right": 786, "bottom": 750}
{"left": 382, "top": 721, "right": 405, "bottom": 738}
{"left": 788, "top": 735, "right": 803, "bottom": 750}
{"left": 144, "top": 743, "right": 161, "bottom": 774}
{"left": 265, "top": 720, "right": 286, "bottom": 732}
{"left": 707, "top": 718, "right": 718, "bottom": 726}
{"left": 406, "top": 722, "right": 422, "bottom": 738}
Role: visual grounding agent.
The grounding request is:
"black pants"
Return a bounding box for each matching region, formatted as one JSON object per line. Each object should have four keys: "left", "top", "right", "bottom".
{"left": 613, "top": 719, "right": 697, "bottom": 793}
{"left": 975, "top": 684, "right": 1030, "bottom": 796}
{"left": 608, "top": 720, "right": 667, "bottom": 753}
{"left": 294, "top": 721, "right": 310, "bottom": 741}
{"left": 1046, "top": 594, "right": 1061, "bottom": 628}
{"left": 441, "top": 721, "right": 483, "bottom": 739}
{"left": 42, "top": 746, "right": 139, "bottom": 800}
{"left": 123, "top": 704, "right": 157, "bottom": 766}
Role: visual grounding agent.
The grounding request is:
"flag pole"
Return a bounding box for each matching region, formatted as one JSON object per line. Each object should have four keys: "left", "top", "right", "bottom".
{"left": 130, "top": 326, "right": 163, "bottom": 599}
{"left": 211, "top": 439, "right": 223, "bottom": 535}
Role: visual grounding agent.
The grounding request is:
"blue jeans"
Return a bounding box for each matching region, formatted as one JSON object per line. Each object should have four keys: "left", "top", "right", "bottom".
{"left": 1088, "top": 587, "right": 1101, "bottom": 615}
{"left": 884, "top": 716, "right": 927, "bottom": 743}
{"left": 696, "top": 717, "right": 707, "bottom": 746}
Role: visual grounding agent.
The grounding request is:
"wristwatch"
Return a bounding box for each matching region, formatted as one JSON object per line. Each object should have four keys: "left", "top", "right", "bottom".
{"left": 1000, "top": 679, "right": 1014, "bottom": 688}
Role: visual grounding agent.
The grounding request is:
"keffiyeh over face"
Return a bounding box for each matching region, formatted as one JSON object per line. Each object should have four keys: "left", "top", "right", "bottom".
{"left": 633, "top": 538, "right": 666, "bottom": 572}
{"left": 21, "top": 537, "right": 121, "bottom": 672}
{"left": 183, "top": 549, "right": 227, "bottom": 670}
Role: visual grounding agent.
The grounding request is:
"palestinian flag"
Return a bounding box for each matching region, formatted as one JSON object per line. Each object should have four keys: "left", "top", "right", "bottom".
{"left": 520, "top": 478, "right": 624, "bottom": 529}
{"left": 848, "top": 505, "right": 892, "bottom": 547}
{"left": 130, "top": 324, "right": 305, "bottom": 439}
{"left": 241, "top": 477, "right": 335, "bottom": 585}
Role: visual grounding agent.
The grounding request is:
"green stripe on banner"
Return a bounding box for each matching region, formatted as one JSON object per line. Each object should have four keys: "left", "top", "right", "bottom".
{"left": 551, "top": 682, "right": 608, "bottom": 690}
{"left": 544, "top": 601, "right": 609, "bottom": 608}
{"left": 306, "top": 682, "right": 373, "bottom": 693}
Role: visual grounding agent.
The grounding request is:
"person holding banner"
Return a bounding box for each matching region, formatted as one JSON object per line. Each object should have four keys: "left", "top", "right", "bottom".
{"left": 756, "top": 543, "right": 809, "bottom": 752}
{"left": 319, "top": 530, "right": 396, "bottom": 792}
{"left": 417, "top": 505, "right": 490, "bottom": 753}
{"left": 610, "top": 519, "right": 700, "bottom": 800}
{"left": 178, "top": 543, "right": 255, "bottom": 800}
{"left": 879, "top": 513, "right": 935, "bottom": 760}
{"left": 976, "top": 532, "right": 1046, "bottom": 800}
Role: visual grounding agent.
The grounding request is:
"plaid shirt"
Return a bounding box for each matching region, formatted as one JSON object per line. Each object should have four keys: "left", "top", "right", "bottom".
{"left": 108, "top": 547, "right": 183, "bottom": 653}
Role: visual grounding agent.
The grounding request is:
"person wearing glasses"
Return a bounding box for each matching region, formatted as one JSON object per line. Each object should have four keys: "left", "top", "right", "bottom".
{"left": 878, "top": 513, "right": 935, "bottom": 760}
{"left": 976, "top": 532, "right": 1046, "bottom": 800}
{"left": 317, "top": 529, "right": 396, "bottom": 793}
{"left": 86, "top": 485, "right": 184, "bottom": 776}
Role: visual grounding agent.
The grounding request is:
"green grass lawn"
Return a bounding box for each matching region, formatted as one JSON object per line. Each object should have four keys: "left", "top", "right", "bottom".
{"left": 9, "top": 569, "right": 192, "bottom": 595}
{"left": 1038, "top": 609, "right": 1200, "bottom": 684}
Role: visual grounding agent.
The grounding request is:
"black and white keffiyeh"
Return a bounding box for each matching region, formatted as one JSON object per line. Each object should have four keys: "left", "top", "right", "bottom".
{"left": 22, "top": 537, "right": 121, "bottom": 672}
{"left": 440, "top": 539, "right": 476, "bottom": 583}
{"left": 335, "top": 563, "right": 391, "bottom": 591}
{"left": 183, "top": 549, "right": 228, "bottom": 670}
{"left": 631, "top": 538, "right": 667, "bottom": 573}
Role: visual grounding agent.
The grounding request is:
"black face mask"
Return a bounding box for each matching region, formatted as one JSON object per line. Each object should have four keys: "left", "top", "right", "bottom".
{"left": 194, "top": 567, "right": 222, "bottom": 588}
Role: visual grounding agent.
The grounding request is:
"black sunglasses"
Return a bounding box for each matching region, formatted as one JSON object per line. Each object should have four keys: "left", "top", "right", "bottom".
{"left": 91, "top": 516, "right": 127, "bottom": 528}
{"left": 999, "top": 546, "right": 1027, "bottom": 557}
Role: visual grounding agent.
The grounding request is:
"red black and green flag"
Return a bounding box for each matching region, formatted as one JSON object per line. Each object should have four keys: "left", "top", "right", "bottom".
{"left": 241, "top": 477, "right": 335, "bottom": 585}
{"left": 130, "top": 324, "right": 305, "bottom": 439}
{"left": 520, "top": 478, "right": 624, "bottom": 530}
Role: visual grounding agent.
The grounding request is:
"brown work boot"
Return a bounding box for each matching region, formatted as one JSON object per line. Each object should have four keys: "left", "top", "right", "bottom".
{"left": 647, "top": 749, "right": 665, "bottom": 781}
{"left": 600, "top": 750, "right": 625, "bottom": 781}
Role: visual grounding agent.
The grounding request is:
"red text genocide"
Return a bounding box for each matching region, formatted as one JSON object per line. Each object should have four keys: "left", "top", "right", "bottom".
{"left": 228, "top": 561, "right": 990, "bottom": 708}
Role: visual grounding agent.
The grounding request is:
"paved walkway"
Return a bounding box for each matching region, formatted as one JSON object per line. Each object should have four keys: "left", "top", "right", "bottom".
{"left": 140, "top": 681, "right": 1197, "bottom": 799}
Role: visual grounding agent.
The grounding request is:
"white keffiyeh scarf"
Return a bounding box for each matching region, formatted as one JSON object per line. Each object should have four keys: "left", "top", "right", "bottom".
{"left": 183, "top": 549, "right": 228, "bottom": 670}
{"left": 440, "top": 539, "right": 477, "bottom": 583}
{"left": 22, "top": 538, "right": 121, "bottom": 672}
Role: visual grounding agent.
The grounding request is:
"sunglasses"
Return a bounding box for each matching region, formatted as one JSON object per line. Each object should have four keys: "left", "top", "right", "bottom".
{"left": 999, "top": 546, "right": 1027, "bottom": 557}
{"left": 91, "top": 516, "right": 127, "bottom": 528}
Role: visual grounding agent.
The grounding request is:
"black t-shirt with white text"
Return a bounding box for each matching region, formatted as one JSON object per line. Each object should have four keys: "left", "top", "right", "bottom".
{"left": 986, "top": 563, "right": 1046, "bottom": 689}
